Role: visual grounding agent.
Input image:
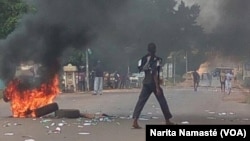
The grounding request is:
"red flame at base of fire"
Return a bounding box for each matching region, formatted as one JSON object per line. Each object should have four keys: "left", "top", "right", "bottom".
{"left": 4, "top": 75, "right": 60, "bottom": 118}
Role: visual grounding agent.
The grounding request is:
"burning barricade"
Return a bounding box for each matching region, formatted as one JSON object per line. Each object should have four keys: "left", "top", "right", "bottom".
{"left": 3, "top": 74, "right": 60, "bottom": 118}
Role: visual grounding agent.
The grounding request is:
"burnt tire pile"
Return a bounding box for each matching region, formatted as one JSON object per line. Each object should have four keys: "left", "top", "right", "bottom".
{"left": 34, "top": 102, "right": 81, "bottom": 118}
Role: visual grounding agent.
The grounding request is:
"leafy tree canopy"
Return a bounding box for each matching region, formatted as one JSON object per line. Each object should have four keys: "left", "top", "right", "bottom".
{"left": 0, "top": 0, "right": 29, "bottom": 39}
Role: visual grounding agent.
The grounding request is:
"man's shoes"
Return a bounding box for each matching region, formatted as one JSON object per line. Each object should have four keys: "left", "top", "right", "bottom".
{"left": 166, "top": 120, "right": 176, "bottom": 125}
{"left": 132, "top": 124, "right": 142, "bottom": 129}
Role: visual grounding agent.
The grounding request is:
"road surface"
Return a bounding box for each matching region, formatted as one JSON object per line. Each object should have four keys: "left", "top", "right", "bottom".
{"left": 0, "top": 83, "right": 250, "bottom": 141}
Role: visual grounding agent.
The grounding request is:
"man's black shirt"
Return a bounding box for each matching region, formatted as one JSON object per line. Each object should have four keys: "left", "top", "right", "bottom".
{"left": 138, "top": 54, "right": 162, "bottom": 84}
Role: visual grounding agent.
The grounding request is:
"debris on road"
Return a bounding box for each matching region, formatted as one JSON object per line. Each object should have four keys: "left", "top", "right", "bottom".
{"left": 78, "top": 132, "right": 90, "bottom": 135}
{"left": 4, "top": 132, "right": 14, "bottom": 136}
{"left": 24, "top": 139, "right": 35, "bottom": 141}
{"left": 181, "top": 121, "right": 190, "bottom": 124}
{"left": 206, "top": 116, "right": 216, "bottom": 120}
{"left": 151, "top": 116, "right": 159, "bottom": 119}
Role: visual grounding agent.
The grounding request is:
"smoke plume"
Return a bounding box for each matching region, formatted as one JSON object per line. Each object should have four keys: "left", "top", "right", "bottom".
{"left": 0, "top": 0, "right": 126, "bottom": 85}
{"left": 212, "top": 0, "right": 250, "bottom": 56}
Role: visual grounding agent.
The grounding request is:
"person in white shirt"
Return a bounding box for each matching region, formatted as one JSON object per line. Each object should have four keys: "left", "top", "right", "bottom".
{"left": 225, "top": 70, "right": 233, "bottom": 95}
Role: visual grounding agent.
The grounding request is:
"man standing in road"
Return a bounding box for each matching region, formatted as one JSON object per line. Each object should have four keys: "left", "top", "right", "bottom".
{"left": 93, "top": 60, "right": 104, "bottom": 95}
{"left": 220, "top": 70, "right": 226, "bottom": 92}
{"left": 225, "top": 70, "right": 233, "bottom": 95}
{"left": 207, "top": 72, "right": 212, "bottom": 87}
{"left": 132, "top": 42, "right": 174, "bottom": 129}
{"left": 192, "top": 70, "right": 200, "bottom": 91}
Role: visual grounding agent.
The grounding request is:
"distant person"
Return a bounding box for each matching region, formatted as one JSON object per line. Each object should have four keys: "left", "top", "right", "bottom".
{"left": 119, "top": 71, "right": 127, "bottom": 89}
{"left": 93, "top": 60, "right": 104, "bottom": 95}
{"left": 207, "top": 72, "right": 212, "bottom": 87}
{"left": 89, "top": 70, "right": 95, "bottom": 91}
{"left": 132, "top": 42, "right": 174, "bottom": 129}
{"left": 192, "top": 70, "right": 200, "bottom": 91}
{"left": 219, "top": 70, "right": 226, "bottom": 92}
{"left": 78, "top": 71, "right": 86, "bottom": 91}
{"left": 114, "top": 71, "right": 120, "bottom": 89}
{"left": 225, "top": 70, "right": 233, "bottom": 95}
{"left": 106, "top": 72, "right": 113, "bottom": 89}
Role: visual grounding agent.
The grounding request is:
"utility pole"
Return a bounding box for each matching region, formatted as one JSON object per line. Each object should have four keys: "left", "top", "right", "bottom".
{"left": 185, "top": 51, "right": 188, "bottom": 73}
{"left": 173, "top": 55, "right": 176, "bottom": 86}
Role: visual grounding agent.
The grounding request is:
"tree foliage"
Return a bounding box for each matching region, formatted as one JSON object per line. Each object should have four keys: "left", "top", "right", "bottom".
{"left": 92, "top": 0, "right": 206, "bottom": 73}
{"left": 0, "top": 0, "right": 29, "bottom": 39}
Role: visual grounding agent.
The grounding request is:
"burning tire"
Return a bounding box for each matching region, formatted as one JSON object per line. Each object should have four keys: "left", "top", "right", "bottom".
{"left": 3, "top": 93, "right": 10, "bottom": 102}
{"left": 55, "top": 109, "right": 80, "bottom": 118}
{"left": 34, "top": 103, "right": 59, "bottom": 117}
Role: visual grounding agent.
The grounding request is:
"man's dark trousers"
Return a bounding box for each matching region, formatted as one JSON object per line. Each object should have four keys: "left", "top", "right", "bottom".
{"left": 132, "top": 83, "right": 172, "bottom": 120}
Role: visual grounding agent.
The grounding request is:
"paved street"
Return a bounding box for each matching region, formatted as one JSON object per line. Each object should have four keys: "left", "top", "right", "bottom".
{"left": 1, "top": 83, "right": 250, "bottom": 141}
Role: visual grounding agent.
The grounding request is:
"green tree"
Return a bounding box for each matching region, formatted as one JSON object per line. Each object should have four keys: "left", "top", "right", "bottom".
{"left": 0, "top": 0, "right": 29, "bottom": 39}
{"left": 91, "top": 0, "right": 206, "bottom": 73}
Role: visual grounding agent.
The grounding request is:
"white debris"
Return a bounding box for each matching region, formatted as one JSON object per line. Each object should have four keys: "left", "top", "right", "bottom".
{"left": 13, "top": 123, "right": 22, "bottom": 126}
{"left": 55, "top": 127, "right": 61, "bottom": 132}
{"left": 40, "top": 119, "right": 52, "bottom": 123}
{"left": 95, "top": 112, "right": 101, "bottom": 115}
{"left": 218, "top": 112, "right": 226, "bottom": 116}
{"left": 139, "top": 117, "right": 149, "bottom": 121}
{"left": 49, "top": 127, "right": 61, "bottom": 134}
{"left": 128, "top": 115, "right": 133, "bottom": 119}
{"left": 50, "top": 122, "right": 55, "bottom": 126}
{"left": 181, "top": 121, "right": 189, "bottom": 124}
{"left": 3, "top": 123, "right": 11, "bottom": 127}
{"left": 84, "top": 120, "right": 92, "bottom": 123}
{"left": 24, "top": 139, "right": 35, "bottom": 141}
{"left": 83, "top": 123, "right": 91, "bottom": 126}
{"left": 58, "top": 123, "right": 64, "bottom": 126}
{"left": 229, "top": 112, "right": 235, "bottom": 115}
{"left": 4, "top": 132, "right": 14, "bottom": 136}
{"left": 78, "top": 132, "right": 90, "bottom": 135}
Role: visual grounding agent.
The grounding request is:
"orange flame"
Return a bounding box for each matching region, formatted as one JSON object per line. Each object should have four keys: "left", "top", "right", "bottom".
{"left": 4, "top": 75, "right": 60, "bottom": 118}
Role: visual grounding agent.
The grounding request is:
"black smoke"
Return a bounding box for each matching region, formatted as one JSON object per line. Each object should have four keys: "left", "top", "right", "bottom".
{"left": 211, "top": 0, "right": 250, "bottom": 56}
{"left": 0, "top": 0, "right": 205, "bottom": 87}
{"left": 0, "top": 0, "right": 126, "bottom": 85}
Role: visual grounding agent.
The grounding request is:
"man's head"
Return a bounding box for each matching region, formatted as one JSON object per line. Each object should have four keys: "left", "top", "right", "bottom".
{"left": 147, "top": 42, "right": 156, "bottom": 54}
